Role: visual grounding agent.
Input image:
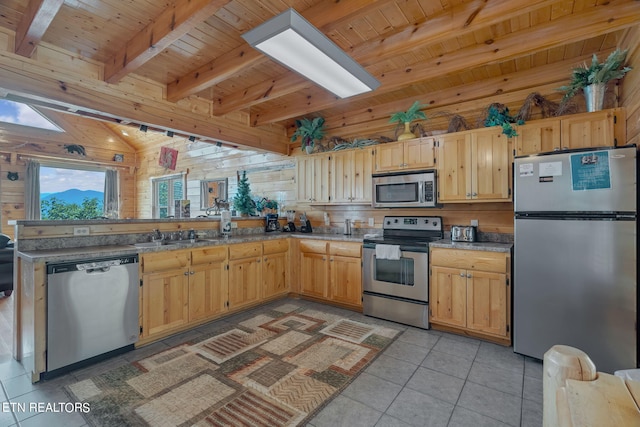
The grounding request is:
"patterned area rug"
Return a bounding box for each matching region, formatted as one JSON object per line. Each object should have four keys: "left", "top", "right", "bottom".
{"left": 65, "top": 303, "right": 401, "bottom": 426}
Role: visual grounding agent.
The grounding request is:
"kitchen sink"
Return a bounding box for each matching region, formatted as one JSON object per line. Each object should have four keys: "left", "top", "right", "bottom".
{"left": 132, "top": 241, "right": 181, "bottom": 248}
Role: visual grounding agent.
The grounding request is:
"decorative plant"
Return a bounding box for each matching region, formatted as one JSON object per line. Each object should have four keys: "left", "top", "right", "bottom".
{"left": 233, "top": 171, "right": 255, "bottom": 216}
{"left": 558, "top": 49, "right": 632, "bottom": 102}
{"left": 390, "top": 101, "right": 428, "bottom": 140}
{"left": 254, "top": 197, "right": 278, "bottom": 212}
{"left": 290, "top": 117, "right": 326, "bottom": 153}
{"left": 482, "top": 103, "right": 524, "bottom": 138}
{"left": 389, "top": 100, "right": 428, "bottom": 125}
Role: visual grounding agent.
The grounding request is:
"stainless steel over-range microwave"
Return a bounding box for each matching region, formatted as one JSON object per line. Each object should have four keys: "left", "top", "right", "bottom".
{"left": 372, "top": 170, "right": 437, "bottom": 208}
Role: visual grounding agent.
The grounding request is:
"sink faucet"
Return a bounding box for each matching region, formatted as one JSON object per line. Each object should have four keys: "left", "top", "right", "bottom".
{"left": 151, "top": 229, "right": 164, "bottom": 242}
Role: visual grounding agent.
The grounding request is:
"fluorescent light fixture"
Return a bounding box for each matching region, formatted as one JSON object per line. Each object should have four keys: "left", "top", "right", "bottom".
{"left": 242, "top": 9, "right": 379, "bottom": 98}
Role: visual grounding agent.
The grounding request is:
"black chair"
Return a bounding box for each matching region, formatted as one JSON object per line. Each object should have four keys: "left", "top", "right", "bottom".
{"left": 0, "top": 234, "right": 14, "bottom": 297}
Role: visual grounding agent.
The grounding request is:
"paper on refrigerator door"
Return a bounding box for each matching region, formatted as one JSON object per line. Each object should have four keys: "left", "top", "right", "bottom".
{"left": 518, "top": 163, "right": 534, "bottom": 177}
{"left": 539, "top": 161, "right": 562, "bottom": 177}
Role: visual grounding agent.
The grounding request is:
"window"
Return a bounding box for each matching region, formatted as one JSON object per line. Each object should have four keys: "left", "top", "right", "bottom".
{"left": 39, "top": 165, "right": 106, "bottom": 220}
{"left": 151, "top": 173, "right": 186, "bottom": 218}
{"left": 0, "top": 100, "right": 63, "bottom": 131}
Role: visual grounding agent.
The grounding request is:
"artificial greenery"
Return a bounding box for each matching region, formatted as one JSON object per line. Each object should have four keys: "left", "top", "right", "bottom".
{"left": 389, "top": 100, "right": 428, "bottom": 124}
{"left": 290, "top": 117, "right": 326, "bottom": 152}
{"left": 558, "top": 49, "right": 632, "bottom": 101}
{"left": 332, "top": 138, "right": 379, "bottom": 151}
{"left": 483, "top": 104, "right": 524, "bottom": 138}
{"left": 233, "top": 171, "right": 255, "bottom": 216}
{"left": 254, "top": 197, "right": 278, "bottom": 212}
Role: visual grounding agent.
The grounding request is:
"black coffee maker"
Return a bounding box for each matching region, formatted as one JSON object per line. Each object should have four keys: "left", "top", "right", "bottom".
{"left": 265, "top": 213, "right": 280, "bottom": 232}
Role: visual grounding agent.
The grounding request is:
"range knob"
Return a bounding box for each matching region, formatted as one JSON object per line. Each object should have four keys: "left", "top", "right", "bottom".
{"left": 394, "top": 219, "right": 399, "bottom": 223}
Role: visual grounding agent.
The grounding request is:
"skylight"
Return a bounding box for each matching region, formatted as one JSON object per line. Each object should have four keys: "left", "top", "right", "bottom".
{"left": 0, "top": 99, "right": 63, "bottom": 132}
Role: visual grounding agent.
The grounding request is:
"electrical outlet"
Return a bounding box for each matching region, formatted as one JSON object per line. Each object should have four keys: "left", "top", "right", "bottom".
{"left": 73, "top": 226, "right": 90, "bottom": 236}
{"left": 230, "top": 222, "right": 238, "bottom": 229}
{"left": 470, "top": 219, "right": 479, "bottom": 227}
{"left": 368, "top": 218, "right": 375, "bottom": 227}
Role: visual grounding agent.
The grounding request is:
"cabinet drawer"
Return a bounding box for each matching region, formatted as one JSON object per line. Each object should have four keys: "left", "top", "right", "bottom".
{"left": 300, "top": 240, "right": 327, "bottom": 254}
{"left": 329, "top": 241, "right": 361, "bottom": 257}
{"left": 229, "top": 242, "right": 262, "bottom": 260}
{"left": 141, "top": 250, "right": 189, "bottom": 273}
{"left": 191, "top": 246, "right": 227, "bottom": 265}
{"left": 430, "top": 248, "right": 507, "bottom": 273}
{"left": 263, "top": 239, "right": 288, "bottom": 255}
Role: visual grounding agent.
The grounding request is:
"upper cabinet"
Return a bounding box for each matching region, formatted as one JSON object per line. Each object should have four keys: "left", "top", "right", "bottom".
{"left": 437, "top": 127, "right": 511, "bottom": 203}
{"left": 331, "top": 148, "right": 374, "bottom": 204}
{"left": 514, "top": 108, "right": 625, "bottom": 156}
{"left": 296, "top": 153, "right": 330, "bottom": 204}
{"left": 375, "top": 137, "right": 436, "bottom": 172}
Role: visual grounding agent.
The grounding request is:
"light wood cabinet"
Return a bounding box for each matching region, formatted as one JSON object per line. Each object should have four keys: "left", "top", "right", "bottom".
{"left": 329, "top": 242, "right": 362, "bottom": 307}
{"left": 430, "top": 247, "right": 511, "bottom": 344}
{"left": 300, "top": 240, "right": 329, "bottom": 299}
{"left": 262, "top": 239, "right": 289, "bottom": 299}
{"left": 140, "top": 238, "right": 290, "bottom": 342}
{"left": 513, "top": 118, "right": 561, "bottom": 156}
{"left": 375, "top": 137, "right": 436, "bottom": 172}
{"left": 228, "top": 242, "right": 262, "bottom": 310}
{"left": 299, "top": 239, "right": 362, "bottom": 308}
{"left": 560, "top": 108, "right": 625, "bottom": 150}
{"left": 188, "top": 246, "right": 228, "bottom": 322}
{"left": 331, "top": 148, "right": 374, "bottom": 204}
{"left": 513, "top": 108, "right": 625, "bottom": 156}
{"left": 437, "top": 128, "right": 511, "bottom": 203}
{"left": 140, "top": 250, "right": 190, "bottom": 338}
{"left": 296, "top": 153, "right": 330, "bottom": 203}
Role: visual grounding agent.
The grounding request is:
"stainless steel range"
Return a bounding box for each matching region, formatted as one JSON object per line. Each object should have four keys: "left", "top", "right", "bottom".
{"left": 362, "top": 216, "right": 443, "bottom": 329}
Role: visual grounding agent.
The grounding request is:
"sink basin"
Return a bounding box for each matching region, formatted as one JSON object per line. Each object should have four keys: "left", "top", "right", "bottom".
{"left": 133, "top": 241, "right": 180, "bottom": 248}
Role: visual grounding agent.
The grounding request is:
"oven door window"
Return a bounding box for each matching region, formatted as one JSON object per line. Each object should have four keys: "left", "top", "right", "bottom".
{"left": 374, "top": 257, "right": 415, "bottom": 286}
{"left": 375, "top": 183, "right": 419, "bottom": 204}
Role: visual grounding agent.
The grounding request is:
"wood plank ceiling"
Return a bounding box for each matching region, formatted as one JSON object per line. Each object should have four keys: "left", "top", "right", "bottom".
{"left": 0, "top": 0, "right": 637, "bottom": 153}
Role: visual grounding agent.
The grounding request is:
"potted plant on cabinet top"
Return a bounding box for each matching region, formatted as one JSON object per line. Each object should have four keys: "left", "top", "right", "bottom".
{"left": 290, "top": 117, "right": 326, "bottom": 154}
{"left": 390, "top": 100, "right": 428, "bottom": 141}
{"left": 558, "top": 49, "right": 632, "bottom": 112}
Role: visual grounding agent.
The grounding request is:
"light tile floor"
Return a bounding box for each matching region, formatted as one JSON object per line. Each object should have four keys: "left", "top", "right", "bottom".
{"left": 0, "top": 297, "right": 543, "bottom": 426}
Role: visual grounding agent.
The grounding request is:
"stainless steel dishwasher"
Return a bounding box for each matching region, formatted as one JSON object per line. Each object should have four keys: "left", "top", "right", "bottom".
{"left": 46, "top": 255, "right": 139, "bottom": 374}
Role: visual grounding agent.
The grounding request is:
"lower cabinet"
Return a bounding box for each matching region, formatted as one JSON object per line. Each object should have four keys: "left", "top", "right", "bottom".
{"left": 262, "top": 239, "right": 289, "bottom": 299}
{"left": 189, "top": 246, "right": 228, "bottom": 322}
{"left": 141, "top": 250, "right": 191, "bottom": 338}
{"left": 429, "top": 247, "right": 511, "bottom": 344}
{"left": 140, "top": 239, "right": 290, "bottom": 342}
{"left": 228, "top": 242, "right": 262, "bottom": 310}
{"left": 300, "top": 239, "right": 362, "bottom": 309}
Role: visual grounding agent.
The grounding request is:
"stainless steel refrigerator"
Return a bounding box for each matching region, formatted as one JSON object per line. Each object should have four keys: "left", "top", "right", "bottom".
{"left": 513, "top": 145, "right": 637, "bottom": 373}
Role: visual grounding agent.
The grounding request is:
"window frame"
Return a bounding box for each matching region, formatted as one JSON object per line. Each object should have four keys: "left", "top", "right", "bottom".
{"left": 151, "top": 172, "right": 187, "bottom": 218}
{"left": 39, "top": 162, "right": 108, "bottom": 220}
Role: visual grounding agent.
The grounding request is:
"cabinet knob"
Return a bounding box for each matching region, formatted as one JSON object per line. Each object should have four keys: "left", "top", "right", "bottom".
{"left": 264, "top": 257, "right": 268, "bottom": 262}
{"left": 466, "top": 193, "right": 471, "bottom": 197}
{"left": 184, "top": 272, "right": 189, "bottom": 276}
{"left": 467, "top": 273, "right": 472, "bottom": 278}
{"left": 190, "top": 271, "right": 195, "bottom": 275}
{"left": 460, "top": 272, "right": 465, "bottom": 277}
{"left": 472, "top": 192, "right": 477, "bottom": 197}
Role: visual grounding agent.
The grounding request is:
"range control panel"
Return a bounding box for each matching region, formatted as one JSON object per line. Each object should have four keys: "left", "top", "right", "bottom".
{"left": 383, "top": 216, "right": 442, "bottom": 232}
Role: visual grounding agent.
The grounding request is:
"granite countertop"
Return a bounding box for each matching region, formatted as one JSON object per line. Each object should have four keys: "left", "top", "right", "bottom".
{"left": 429, "top": 239, "right": 513, "bottom": 253}
{"left": 17, "top": 232, "right": 365, "bottom": 263}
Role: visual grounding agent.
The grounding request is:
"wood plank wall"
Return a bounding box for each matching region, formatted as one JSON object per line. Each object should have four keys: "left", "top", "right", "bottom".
{"left": 620, "top": 26, "right": 640, "bottom": 146}
{"left": 135, "top": 135, "right": 515, "bottom": 234}
{"left": 0, "top": 113, "right": 137, "bottom": 238}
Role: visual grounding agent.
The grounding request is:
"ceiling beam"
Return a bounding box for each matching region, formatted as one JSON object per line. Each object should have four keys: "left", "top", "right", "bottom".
{"left": 14, "top": 0, "right": 63, "bottom": 57}
{"left": 211, "top": 0, "right": 558, "bottom": 116}
{"left": 320, "top": 51, "right": 614, "bottom": 134}
{"left": 252, "top": 0, "right": 639, "bottom": 125}
{"left": 0, "top": 50, "right": 288, "bottom": 154}
{"left": 104, "top": 0, "right": 231, "bottom": 84}
{"left": 166, "top": 0, "right": 393, "bottom": 102}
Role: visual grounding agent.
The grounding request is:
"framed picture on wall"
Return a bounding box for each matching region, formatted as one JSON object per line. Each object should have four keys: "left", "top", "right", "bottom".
{"left": 159, "top": 146, "right": 178, "bottom": 170}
